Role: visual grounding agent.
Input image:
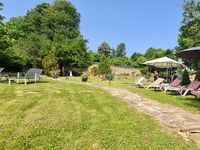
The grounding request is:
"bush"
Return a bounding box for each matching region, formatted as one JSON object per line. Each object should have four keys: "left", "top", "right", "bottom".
{"left": 140, "top": 67, "right": 148, "bottom": 76}
{"left": 181, "top": 69, "right": 191, "bottom": 86}
{"left": 82, "top": 72, "right": 89, "bottom": 82}
{"left": 82, "top": 77, "right": 88, "bottom": 82}
{"left": 105, "top": 73, "right": 114, "bottom": 80}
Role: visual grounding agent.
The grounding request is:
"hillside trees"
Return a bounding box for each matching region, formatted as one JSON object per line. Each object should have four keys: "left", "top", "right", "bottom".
{"left": 5, "top": 0, "right": 89, "bottom": 73}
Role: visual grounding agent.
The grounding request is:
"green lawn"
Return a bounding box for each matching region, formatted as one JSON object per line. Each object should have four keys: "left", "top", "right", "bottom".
{"left": 66, "top": 77, "right": 200, "bottom": 114}
{"left": 0, "top": 79, "right": 197, "bottom": 149}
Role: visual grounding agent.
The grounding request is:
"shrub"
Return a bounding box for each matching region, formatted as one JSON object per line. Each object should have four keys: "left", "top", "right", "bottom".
{"left": 181, "top": 69, "right": 191, "bottom": 86}
{"left": 105, "top": 73, "right": 114, "bottom": 80}
{"left": 82, "top": 72, "right": 89, "bottom": 82}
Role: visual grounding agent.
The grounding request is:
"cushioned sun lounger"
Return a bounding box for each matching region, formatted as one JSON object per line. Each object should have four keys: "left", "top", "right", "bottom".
{"left": 168, "top": 80, "right": 200, "bottom": 96}
{"left": 16, "top": 68, "right": 43, "bottom": 85}
{"left": 163, "top": 79, "right": 182, "bottom": 92}
{"left": 147, "top": 78, "right": 165, "bottom": 90}
{"left": 134, "top": 77, "right": 146, "bottom": 88}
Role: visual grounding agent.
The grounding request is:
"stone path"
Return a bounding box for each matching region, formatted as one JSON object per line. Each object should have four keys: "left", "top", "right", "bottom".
{"left": 62, "top": 80, "right": 200, "bottom": 147}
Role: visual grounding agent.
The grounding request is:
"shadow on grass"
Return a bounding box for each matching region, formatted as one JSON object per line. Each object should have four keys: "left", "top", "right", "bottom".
{"left": 0, "top": 79, "right": 49, "bottom": 85}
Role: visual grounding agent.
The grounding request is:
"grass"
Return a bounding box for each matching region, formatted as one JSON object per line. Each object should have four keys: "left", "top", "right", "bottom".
{"left": 0, "top": 79, "right": 198, "bottom": 149}
{"left": 66, "top": 77, "right": 200, "bottom": 113}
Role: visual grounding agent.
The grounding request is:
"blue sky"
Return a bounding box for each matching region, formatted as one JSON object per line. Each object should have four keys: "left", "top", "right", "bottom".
{"left": 1, "top": 0, "right": 183, "bottom": 56}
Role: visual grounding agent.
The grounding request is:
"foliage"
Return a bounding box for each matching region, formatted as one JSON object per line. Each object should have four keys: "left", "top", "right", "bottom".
{"left": 42, "top": 47, "right": 60, "bottom": 78}
{"left": 181, "top": 69, "right": 191, "bottom": 86}
{"left": 57, "top": 38, "right": 90, "bottom": 68}
{"left": 0, "top": 2, "right": 4, "bottom": 21}
{"left": 130, "top": 52, "right": 142, "bottom": 62}
{"left": 110, "top": 57, "right": 131, "bottom": 66}
{"left": 0, "top": 3, "right": 27, "bottom": 71}
{"left": 131, "top": 56, "right": 148, "bottom": 68}
{"left": 177, "top": 0, "right": 200, "bottom": 69}
{"left": 115, "top": 42, "right": 126, "bottom": 57}
{"left": 5, "top": 0, "right": 89, "bottom": 70}
{"left": 144, "top": 47, "right": 165, "bottom": 60}
{"left": 14, "top": 33, "right": 51, "bottom": 68}
{"left": 140, "top": 67, "right": 148, "bottom": 76}
{"left": 175, "top": 69, "right": 184, "bottom": 79}
{"left": 88, "top": 51, "right": 100, "bottom": 63}
{"left": 98, "top": 54, "right": 111, "bottom": 78}
{"left": 97, "top": 41, "right": 112, "bottom": 56}
{"left": 81, "top": 72, "right": 88, "bottom": 82}
{"left": 165, "top": 49, "right": 177, "bottom": 60}
{"left": 178, "top": 0, "right": 200, "bottom": 50}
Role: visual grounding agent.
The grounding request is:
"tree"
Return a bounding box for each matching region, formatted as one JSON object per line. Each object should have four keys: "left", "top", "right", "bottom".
{"left": 98, "top": 54, "right": 111, "bottom": 79}
{"left": 115, "top": 43, "right": 126, "bottom": 57}
{"left": 164, "top": 49, "right": 176, "bottom": 60}
{"left": 130, "top": 52, "right": 142, "bottom": 62}
{"left": 42, "top": 47, "right": 60, "bottom": 78}
{"left": 144, "top": 47, "right": 165, "bottom": 60}
{"left": 177, "top": 0, "right": 200, "bottom": 70}
{"left": 111, "top": 57, "right": 131, "bottom": 66}
{"left": 131, "top": 56, "right": 148, "bottom": 68}
{"left": 0, "top": 2, "right": 4, "bottom": 21}
{"left": 97, "top": 41, "right": 111, "bottom": 56}
{"left": 88, "top": 51, "right": 100, "bottom": 63}
{"left": 0, "top": 3, "right": 26, "bottom": 71}
{"left": 181, "top": 69, "right": 191, "bottom": 86}
{"left": 6, "top": 0, "right": 89, "bottom": 71}
{"left": 57, "top": 38, "right": 89, "bottom": 69}
{"left": 178, "top": 0, "right": 200, "bottom": 50}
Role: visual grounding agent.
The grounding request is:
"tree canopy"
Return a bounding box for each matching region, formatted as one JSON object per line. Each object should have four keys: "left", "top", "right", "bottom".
{"left": 177, "top": 0, "right": 200, "bottom": 70}
{"left": 2, "top": 0, "right": 89, "bottom": 72}
{"left": 97, "top": 41, "right": 112, "bottom": 56}
{"left": 115, "top": 43, "right": 126, "bottom": 57}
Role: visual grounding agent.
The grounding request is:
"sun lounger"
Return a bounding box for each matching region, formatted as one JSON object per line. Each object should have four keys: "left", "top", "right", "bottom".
{"left": 147, "top": 78, "right": 165, "bottom": 90}
{"left": 16, "top": 68, "right": 43, "bottom": 85}
{"left": 168, "top": 80, "right": 200, "bottom": 96}
{"left": 163, "top": 79, "right": 182, "bottom": 92}
{"left": 192, "top": 88, "right": 200, "bottom": 98}
{"left": 134, "top": 77, "right": 146, "bottom": 88}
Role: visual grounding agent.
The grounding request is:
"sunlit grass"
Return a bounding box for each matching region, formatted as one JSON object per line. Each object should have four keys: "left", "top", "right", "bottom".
{"left": 65, "top": 77, "right": 200, "bottom": 113}
{"left": 0, "top": 79, "right": 197, "bottom": 149}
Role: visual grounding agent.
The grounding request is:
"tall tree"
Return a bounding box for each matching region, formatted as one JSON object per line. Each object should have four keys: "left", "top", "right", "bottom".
{"left": 6, "top": 0, "right": 89, "bottom": 71}
{"left": 0, "top": 3, "right": 26, "bottom": 71}
{"left": 98, "top": 54, "right": 111, "bottom": 79}
{"left": 115, "top": 43, "right": 126, "bottom": 57}
{"left": 178, "top": 0, "right": 200, "bottom": 50}
{"left": 97, "top": 41, "right": 111, "bottom": 56}
{"left": 177, "top": 0, "right": 200, "bottom": 70}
